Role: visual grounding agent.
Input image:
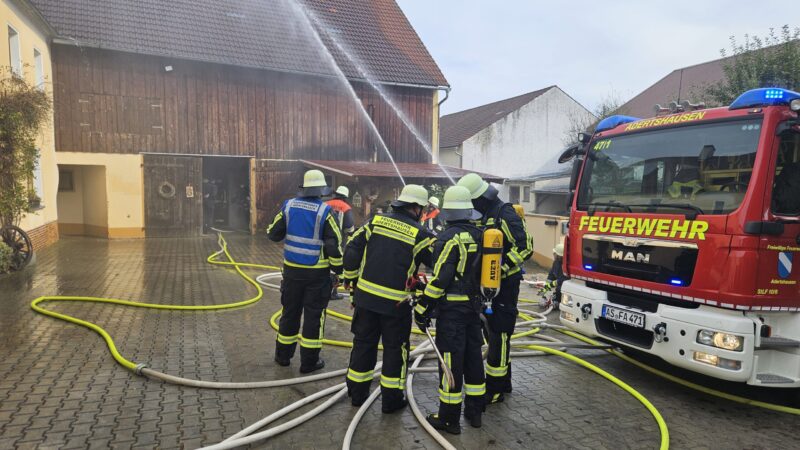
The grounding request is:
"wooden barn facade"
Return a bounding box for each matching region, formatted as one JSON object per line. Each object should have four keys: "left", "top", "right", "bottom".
{"left": 30, "top": 0, "right": 455, "bottom": 237}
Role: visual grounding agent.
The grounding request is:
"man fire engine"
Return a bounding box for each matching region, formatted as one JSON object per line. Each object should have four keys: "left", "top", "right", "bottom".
{"left": 558, "top": 88, "right": 800, "bottom": 386}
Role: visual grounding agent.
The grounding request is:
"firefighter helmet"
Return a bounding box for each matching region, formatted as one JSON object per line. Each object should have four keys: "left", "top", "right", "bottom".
{"left": 457, "top": 173, "right": 498, "bottom": 200}
{"left": 441, "top": 186, "right": 481, "bottom": 221}
{"left": 335, "top": 185, "right": 350, "bottom": 198}
{"left": 392, "top": 184, "right": 429, "bottom": 208}
{"left": 299, "top": 170, "right": 331, "bottom": 197}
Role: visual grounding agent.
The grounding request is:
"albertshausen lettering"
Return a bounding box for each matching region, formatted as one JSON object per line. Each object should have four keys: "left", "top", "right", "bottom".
{"left": 372, "top": 215, "right": 419, "bottom": 237}
{"left": 623, "top": 111, "right": 707, "bottom": 131}
{"left": 578, "top": 216, "right": 709, "bottom": 240}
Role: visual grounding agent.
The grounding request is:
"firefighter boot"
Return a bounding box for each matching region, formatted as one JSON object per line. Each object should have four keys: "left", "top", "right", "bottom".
{"left": 463, "top": 397, "right": 484, "bottom": 428}
{"left": 347, "top": 380, "right": 370, "bottom": 407}
{"left": 274, "top": 341, "right": 295, "bottom": 366}
{"left": 486, "top": 391, "right": 505, "bottom": 405}
{"left": 426, "top": 404, "right": 461, "bottom": 435}
{"left": 503, "top": 366, "right": 513, "bottom": 393}
{"left": 299, "top": 359, "right": 325, "bottom": 374}
{"left": 381, "top": 389, "right": 408, "bottom": 414}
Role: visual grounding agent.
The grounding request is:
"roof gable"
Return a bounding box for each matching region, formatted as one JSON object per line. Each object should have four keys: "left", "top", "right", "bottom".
{"left": 617, "top": 57, "right": 729, "bottom": 118}
{"left": 439, "top": 86, "right": 554, "bottom": 148}
{"left": 29, "top": 0, "right": 448, "bottom": 87}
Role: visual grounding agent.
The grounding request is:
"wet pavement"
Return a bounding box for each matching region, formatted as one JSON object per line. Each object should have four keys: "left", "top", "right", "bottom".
{"left": 1, "top": 234, "right": 799, "bottom": 449}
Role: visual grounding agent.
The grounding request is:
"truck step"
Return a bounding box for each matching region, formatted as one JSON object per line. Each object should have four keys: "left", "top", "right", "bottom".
{"left": 756, "top": 373, "right": 795, "bottom": 384}
{"left": 758, "top": 336, "right": 800, "bottom": 349}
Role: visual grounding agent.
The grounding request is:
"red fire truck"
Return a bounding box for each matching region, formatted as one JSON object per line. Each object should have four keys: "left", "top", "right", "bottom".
{"left": 558, "top": 88, "right": 800, "bottom": 386}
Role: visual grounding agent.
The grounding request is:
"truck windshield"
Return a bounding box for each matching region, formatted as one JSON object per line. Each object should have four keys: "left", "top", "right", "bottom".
{"left": 577, "top": 118, "right": 763, "bottom": 216}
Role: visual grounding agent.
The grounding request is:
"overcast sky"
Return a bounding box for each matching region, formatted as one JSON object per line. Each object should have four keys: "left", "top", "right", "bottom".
{"left": 397, "top": 0, "right": 795, "bottom": 115}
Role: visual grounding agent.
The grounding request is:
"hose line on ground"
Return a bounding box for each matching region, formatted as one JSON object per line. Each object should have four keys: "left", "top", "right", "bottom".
{"left": 557, "top": 329, "right": 800, "bottom": 416}
{"left": 30, "top": 232, "right": 674, "bottom": 449}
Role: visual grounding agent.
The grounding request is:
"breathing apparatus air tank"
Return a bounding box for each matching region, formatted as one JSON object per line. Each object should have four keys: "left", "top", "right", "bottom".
{"left": 512, "top": 204, "right": 525, "bottom": 219}
{"left": 480, "top": 228, "right": 503, "bottom": 314}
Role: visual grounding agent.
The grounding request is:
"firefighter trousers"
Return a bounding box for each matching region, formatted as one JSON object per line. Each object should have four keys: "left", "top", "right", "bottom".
{"left": 346, "top": 307, "right": 411, "bottom": 408}
{"left": 275, "top": 275, "right": 331, "bottom": 367}
{"left": 435, "top": 307, "right": 486, "bottom": 423}
{"left": 485, "top": 274, "right": 521, "bottom": 397}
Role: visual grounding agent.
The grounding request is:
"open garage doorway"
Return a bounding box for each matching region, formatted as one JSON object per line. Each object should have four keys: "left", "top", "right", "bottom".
{"left": 202, "top": 156, "right": 251, "bottom": 234}
{"left": 56, "top": 164, "right": 109, "bottom": 238}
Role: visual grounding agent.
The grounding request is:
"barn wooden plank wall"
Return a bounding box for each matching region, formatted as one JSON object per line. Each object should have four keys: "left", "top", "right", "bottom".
{"left": 52, "top": 46, "right": 434, "bottom": 163}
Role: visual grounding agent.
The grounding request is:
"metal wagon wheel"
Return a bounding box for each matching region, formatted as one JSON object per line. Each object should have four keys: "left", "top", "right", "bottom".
{"left": 1, "top": 225, "right": 33, "bottom": 271}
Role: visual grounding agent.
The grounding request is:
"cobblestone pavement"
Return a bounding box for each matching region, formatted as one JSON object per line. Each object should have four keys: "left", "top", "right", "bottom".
{"left": 1, "top": 235, "right": 799, "bottom": 449}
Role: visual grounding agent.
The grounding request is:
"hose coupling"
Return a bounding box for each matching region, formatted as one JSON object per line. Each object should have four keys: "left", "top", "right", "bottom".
{"left": 134, "top": 363, "right": 149, "bottom": 375}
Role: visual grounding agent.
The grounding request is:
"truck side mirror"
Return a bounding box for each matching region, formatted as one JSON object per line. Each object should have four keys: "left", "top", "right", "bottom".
{"left": 558, "top": 143, "right": 584, "bottom": 164}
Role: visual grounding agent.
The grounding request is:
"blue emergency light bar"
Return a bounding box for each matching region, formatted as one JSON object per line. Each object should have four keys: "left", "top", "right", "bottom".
{"left": 729, "top": 88, "right": 800, "bottom": 110}
{"left": 594, "top": 115, "right": 640, "bottom": 133}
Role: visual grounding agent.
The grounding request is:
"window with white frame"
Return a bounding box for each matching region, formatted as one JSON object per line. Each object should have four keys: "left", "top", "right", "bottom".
{"left": 523, "top": 186, "right": 530, "bottom": 203}
{"left": 34, "top": 48, "right": 44, "bottom": 88}
{"left": 8, "top": 25, "right": 21, "bottom": 76}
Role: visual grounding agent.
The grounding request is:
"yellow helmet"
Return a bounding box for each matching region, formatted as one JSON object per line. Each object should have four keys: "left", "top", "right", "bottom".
{"left": 392, "top": 184, "right": 429, "bottom": 207}
{"left": 299, "top": 170, "right": 331, "bottom": 196}
{"left": 457, "top": 173, "right": 491, "bottom": 199}
{"left": 441, "top": 186, "right": 481, "bottom": 221}
{"left": 428, "top": 196, "right": 440, "bottom": 208}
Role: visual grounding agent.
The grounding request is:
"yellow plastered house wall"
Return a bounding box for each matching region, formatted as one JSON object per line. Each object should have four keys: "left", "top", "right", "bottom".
{"left": 1, "top": 0, "right": 59, "bottom": 248}
{"left": 55, "top": 153, "right": 145, "bottom": 238}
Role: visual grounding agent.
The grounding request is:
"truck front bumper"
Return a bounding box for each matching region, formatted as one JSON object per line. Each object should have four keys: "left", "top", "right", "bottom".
{"left": 559, "top": 279, "right": 758, "bottom": 383}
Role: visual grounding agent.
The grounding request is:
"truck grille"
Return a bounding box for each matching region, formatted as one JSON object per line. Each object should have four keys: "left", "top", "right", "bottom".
{"left": 582, "top": 234, "right": 699, "bottom": 286}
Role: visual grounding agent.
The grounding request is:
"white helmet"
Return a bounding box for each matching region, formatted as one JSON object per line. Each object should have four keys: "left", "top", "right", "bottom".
{"left": 335, "top": 186, "right": 350, "bottom": 198}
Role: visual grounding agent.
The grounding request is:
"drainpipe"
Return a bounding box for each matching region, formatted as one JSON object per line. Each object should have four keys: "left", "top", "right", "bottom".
{"left": 433, "top": 87, "right": 451, "bottom": 164}
{"left": 437, "top": 87, "right": 450, "bottom": 108}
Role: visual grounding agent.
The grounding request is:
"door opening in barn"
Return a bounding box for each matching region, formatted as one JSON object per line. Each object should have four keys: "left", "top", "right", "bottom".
{"left": 56, "top": 164, "right": 109, "bottom": 238}
{"left": 202, "top": 157, "right": 251, "bottom": 234}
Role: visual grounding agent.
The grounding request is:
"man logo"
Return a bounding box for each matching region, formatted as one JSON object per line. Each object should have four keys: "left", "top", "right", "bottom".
{"left": 778, "top": 252, "right": 793, "bottom": 279}
{"left": 623, "top": 237, "right": 642, "bottom": 247}
{"left": 611, "top": 250, "right": 651, "bottom": 264}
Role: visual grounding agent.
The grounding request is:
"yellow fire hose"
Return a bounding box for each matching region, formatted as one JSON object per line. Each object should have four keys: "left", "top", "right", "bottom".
{"left": 25, "top": 232, "right": 793, "bottom": 449}
{"left": 557, "top": 329, "right": 800, "bottom": 416}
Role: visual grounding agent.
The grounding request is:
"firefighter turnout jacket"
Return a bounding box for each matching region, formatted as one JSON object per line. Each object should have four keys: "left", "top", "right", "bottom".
{"left": 326, "top": 198, "right": 355, "bottom": 234}
{"left": 267, "top": 197, "right": 344, "bottom": 278}
{"left": 420, "top": 207, "right": 444, "bottom": 235}
{"left": 418, "top": 221, "right": 486, "bottom": 424}
{"left": 343, "top": 208, "right": 434, "bottom": 316}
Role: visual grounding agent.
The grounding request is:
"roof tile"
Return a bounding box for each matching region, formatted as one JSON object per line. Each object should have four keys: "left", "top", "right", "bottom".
{"left": 29, "top": 0, "right": 447, "bottom": 87}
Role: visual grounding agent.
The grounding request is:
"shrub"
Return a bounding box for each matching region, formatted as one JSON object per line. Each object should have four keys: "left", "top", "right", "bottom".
{"left": 0, "top": 241, "right": 13, "bottom": 274}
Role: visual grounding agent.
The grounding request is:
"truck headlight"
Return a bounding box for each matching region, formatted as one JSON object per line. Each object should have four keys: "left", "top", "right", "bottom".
{"left": 560, "top": 294, "right": 574, "bottom": 308}
{"left": 696, "top": 330, "right": 744, "bottom": 352}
